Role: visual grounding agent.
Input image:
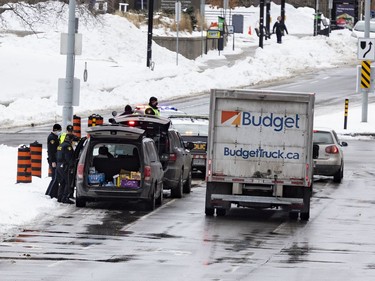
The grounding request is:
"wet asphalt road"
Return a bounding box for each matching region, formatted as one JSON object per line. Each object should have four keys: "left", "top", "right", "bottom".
{"left": 1, "top": 139, "right": 375, "bottom": 280}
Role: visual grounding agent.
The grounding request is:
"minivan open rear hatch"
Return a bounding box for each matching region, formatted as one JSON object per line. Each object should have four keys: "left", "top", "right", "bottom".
{"left": 87, "top": 125, "right": 145, "bottom": 140}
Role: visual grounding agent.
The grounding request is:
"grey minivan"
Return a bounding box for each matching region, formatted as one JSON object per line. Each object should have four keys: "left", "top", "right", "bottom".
{"left": 74, "top": 125, "right": 164, "bottom": 210}
{"left": 109, "top": 114, "right": 194, "bottom": 198}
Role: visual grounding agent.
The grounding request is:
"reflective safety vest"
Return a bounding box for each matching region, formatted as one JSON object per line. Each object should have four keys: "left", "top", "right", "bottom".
{"left": 59, "top": 133, "right": 68, "bottom": 144}
{"left": 145, "top": 106, "right": 160, "bottom": 116}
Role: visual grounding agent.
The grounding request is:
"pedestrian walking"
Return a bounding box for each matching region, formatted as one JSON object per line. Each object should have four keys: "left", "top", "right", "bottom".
{"left": 273, "top": 16, "right": 288, "bottom": 44}
{"left": 145, "top": 96, "right": 160, "bottom": 116}
{"left": 45, "top": 123, "right": 62, "bottom": 199}
{"left": 56, "top": 134, "right": 75, "bottom": 204}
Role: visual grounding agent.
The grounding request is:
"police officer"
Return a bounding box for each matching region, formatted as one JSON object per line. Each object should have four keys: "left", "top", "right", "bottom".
{"left": 45, "top": 123, "right": 62, "bottom": 199}
{"left": 56, "top": 133, "right": 75, "bottom": 204}
{"left": 145, "top": 96, "right": 160, "bottom": 116}
{"left": 59, "top": 124, "right": 79, "bottom": 144}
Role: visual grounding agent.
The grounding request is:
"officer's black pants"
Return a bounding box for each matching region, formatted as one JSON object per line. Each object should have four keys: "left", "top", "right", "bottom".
{"left": 56, "top": 163, "right": 70, "bottom": 201}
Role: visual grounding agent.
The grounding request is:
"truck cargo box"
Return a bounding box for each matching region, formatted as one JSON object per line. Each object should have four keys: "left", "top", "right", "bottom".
{"left": 205, "top": 89, "right": 315, "bottom": 221}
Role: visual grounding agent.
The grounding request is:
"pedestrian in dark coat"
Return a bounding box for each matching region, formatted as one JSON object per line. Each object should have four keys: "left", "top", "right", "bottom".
{"left": 56, "top": 134, "right": 75, "bottom": 204}
{"left": 45, "top": 123, "right": 62, "bottom": 198}
{"left": 273, "top": 16, "right": 288, "bottom": 44}
{"left": 120, "top": 104, "right": 133, "bottom": 116}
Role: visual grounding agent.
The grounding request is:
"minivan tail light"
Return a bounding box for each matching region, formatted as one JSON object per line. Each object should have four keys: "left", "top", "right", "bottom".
{"left": 169, "top": 153, "right": 177, "bottom": 162}
{"left": 325, "top": 145, "right": 339, "bottom": 154}
{"left": 77, "top": 163, "right": 84, "bottom": 179}
{"left": 144, "top": 166, "right": 151, "bottom": 181}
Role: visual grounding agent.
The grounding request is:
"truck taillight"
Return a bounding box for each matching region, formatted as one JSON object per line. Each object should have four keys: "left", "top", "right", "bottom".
{"left": 169, "top": 153, "right": 177, "bottom": 162}
{"left": 144, "top": 166, "right": 151, "bottom": 181}
{"left": 325, "top": 145, "right": 339, "bottom": 154}
{"left": 77, "top": 163, "right": 84, "bottom": 179}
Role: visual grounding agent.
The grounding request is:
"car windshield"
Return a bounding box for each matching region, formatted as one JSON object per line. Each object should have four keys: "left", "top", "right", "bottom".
{"left": 354, "top": 21, "right": 375, "bottom": 32}
{"left": 172, "top": 123, "right": 209, "bottom": 136}
{"left": 313, "top": 131, "right": 333, "bottom": 144}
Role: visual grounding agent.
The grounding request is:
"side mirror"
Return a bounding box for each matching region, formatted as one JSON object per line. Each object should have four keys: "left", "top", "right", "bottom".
{"left": 108, "top": 118, "right": 116, "bottom": 124}
{"left": 112, "top": 111, "right": 118, "bottom": 117}
{"left": 341, "top": 141, "right": 348, "bottom": 147}
{"left": 313, "top": 144, "right": 319, "bottom": 159}
{"left": 185, "top": 142, "right": 195, "bottom": 150}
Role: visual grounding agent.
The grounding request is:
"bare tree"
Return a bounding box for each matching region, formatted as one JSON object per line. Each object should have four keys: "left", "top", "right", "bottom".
{"left": 0, "top": 0, "right": 99, "bottom": 33}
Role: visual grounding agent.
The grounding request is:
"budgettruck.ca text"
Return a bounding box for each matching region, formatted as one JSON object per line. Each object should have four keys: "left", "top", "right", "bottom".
{"left": 224, "top": 147, "right": 300, "bottom": 160}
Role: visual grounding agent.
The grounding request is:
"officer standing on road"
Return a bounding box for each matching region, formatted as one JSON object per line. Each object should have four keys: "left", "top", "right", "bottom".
{"left": 45, "top": 123, "right": 62, "bottom": 199}
{"left": 145, "top": 96, "right": 160, "bottom": 116}
{"left": 56, "top": 134, "right": 75, "bottom": 204}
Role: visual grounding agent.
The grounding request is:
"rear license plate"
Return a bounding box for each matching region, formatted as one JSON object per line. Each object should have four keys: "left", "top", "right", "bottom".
{"left": 193, "top": 159, "right": 206, "bottom": 166}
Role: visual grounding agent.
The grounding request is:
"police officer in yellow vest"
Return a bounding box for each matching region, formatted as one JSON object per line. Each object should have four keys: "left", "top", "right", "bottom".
{"left": 56, "top": 133, "right": 75, "bottom": 204}
{"left": 145, "top": 96, "right": 160, "bottom": 116}
{"left": 60, "top": 125, "right": 72, "bottom": 143}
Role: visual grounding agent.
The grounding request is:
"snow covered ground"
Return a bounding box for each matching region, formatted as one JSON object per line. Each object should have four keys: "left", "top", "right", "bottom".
{"left": 0, "top": 2, "right": 373, "bottom": 237}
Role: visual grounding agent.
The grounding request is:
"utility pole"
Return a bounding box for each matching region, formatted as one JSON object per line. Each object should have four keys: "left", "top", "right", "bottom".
{"left": 259, "top": 0, "right": 264, "bottom": 48}
{"left": 146, "top": 0, "right": 154, "bottom": 68}
{"left": 63, "top": 0, "right": 76, "bottom": 130}
{"left": 266, "top": 0, "right": 271, "bottom": 37}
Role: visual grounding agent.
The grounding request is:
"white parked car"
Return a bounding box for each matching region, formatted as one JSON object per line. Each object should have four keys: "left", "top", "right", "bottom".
{"left": 313, "top": 128, "right": 348, "bottom": 183}
{"left": 351, "top": 20, "right": 375, "bottom": 38}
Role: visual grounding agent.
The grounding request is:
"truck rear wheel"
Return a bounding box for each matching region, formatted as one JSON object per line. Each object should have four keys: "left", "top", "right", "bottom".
{"left": 205, "top": 208, "right": 214, "bottom": 216}
{"left": 300, "top": 212, "right": 310, "bottom": 221}
{"left": 289, "top": 211, "right": 298, "bottom": 220}
{"left": 216, "top": 208, "right": 226, "bottom": 216}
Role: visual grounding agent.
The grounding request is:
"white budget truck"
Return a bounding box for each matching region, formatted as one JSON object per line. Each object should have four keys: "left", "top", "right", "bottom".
{"left": 205, "top": 89, "right": 315, "bottom": 221}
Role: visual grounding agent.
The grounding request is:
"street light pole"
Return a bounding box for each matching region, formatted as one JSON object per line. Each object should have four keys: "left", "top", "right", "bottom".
{"left": 146, "top": 0, "right": 154, "bottom": 68}
{"left": 63, "top": 0, "right": 76, "bottom": 130}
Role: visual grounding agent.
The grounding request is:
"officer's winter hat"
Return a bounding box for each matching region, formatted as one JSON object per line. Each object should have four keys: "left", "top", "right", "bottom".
{"left": 53, "top": 124, "right": 62, "bottom": 131}
{"left": 66, "top": 125, "right": 73, "bottom": 132}
{"left": 149, "top": 96, "right": 157, "bottom": 103}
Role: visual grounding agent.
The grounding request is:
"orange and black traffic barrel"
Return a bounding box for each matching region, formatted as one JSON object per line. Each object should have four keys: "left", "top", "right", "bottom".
{"left": 88, "top": 114, "right": 96, "bottom": 127}
{"left": 48, "top": 166, "right": 53, "bottom": 177}
{"left": 17, "top": 145, "right": 31, "bottom": 183}
{"left": 88, "top": 114, "right": 103, "bottom": 127}
{"left": 73, "top": 115, "right": 81, "bottom": 138}
{"left": 30, "top": 141, "right": 42, "bottom": 178}
{"left": 97, "top": 114, "right": 104, "bottom": 125}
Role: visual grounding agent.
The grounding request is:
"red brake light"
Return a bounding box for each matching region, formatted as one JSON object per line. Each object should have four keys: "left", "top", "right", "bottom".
{"left": 144, "top": 166, "right": 151, "bottom": 181}
{"left": 325, "top": 145, "right": 339, "bottom": 154}
{"left": 169, "top": 153, "right": 177, "bottom": 162}
{"left": 77, "top": 163, "right": 84, "bottom": 179}
{"left": 128, "top": 121, "right": 135, "bottom": 126}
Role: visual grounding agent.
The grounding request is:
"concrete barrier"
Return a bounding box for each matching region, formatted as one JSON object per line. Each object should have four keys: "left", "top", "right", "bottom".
{"left": 153, "top": 36, "right": 227, "bottom": 60}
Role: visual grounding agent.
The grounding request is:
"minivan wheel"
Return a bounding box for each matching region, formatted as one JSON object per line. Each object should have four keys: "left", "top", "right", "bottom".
{"left": 76, "top": 197, "right": 86, "bottom": 208}
{"left": 183, "top": 170, "right": 192, "bottom": 194}
{"left": 171, "top": 172, "right": 183, "bottom": 198}
{"left": 156, "top": 183, "right": 163, "bottom": 206}
{"left": 146, "top": 189, "right": 156, "bottom": 211}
